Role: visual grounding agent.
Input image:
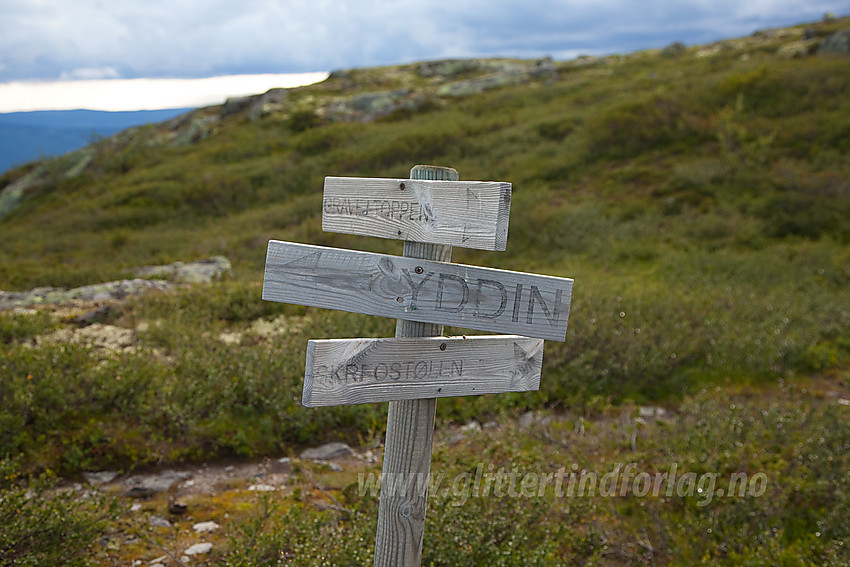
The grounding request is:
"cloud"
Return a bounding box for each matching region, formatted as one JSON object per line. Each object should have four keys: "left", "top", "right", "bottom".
{"left": 0, "top": 0, "right": 846, "bottom": 84}
{"left": 60, "top": 67, "right": 121, "bottom": 81}
{"left": 0, "top": 72, "right": 329, "bottom": 112}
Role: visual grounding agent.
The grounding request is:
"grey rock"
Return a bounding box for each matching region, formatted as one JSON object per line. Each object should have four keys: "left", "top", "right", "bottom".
{"left": 64, "top": 151, "right": 93, "bottom": 179}
{"left": 529, "top": 57, "right": 557, "bottom": 78}
{"left": 0, "top": 149, "right": 94, "bottom": 221}
{"left": 82, "top": 470, "right": 120, "bottom": 485}
{"left": 170, "top": 115, "right": 219, "bottom": 147}
{"left": 300, "top": 442, "right": 355, "bottom": 461}
{"left": 270, "top": 457, "right": 292, "bottom": 474}
{"left": 323, "top": 89, "right": 421, "bottom": 122}
{"left": 134, "top": 256, "right": 232, "bottom": 283}
{"left": 124, "top": 469, "right": 192, "bottom": 498}
{"left": 518, "top": 411, "right": 552, "bottom": 429}
{"left": 71, "top": 305, "right": 113, "bottom": 327}
{"left": 220, "top": 95, "right": 254, "bottom": 117}
{"left": 148, "top": 515, "right": 172, "bottom": 528}
{"left": 778, "top": 40, "right": 815, "bottom": 59}
{"left": 192, "top": 521, "right": 220, "bottom": 533}
{"left": 638, "top": 406, "right": 675, "bottom": 420}
{"left": 0, "top": 167, "right": 43, "bottom": 220}
{"left": 184, "top": 542, "right": 213, "bottom": 556}
{"left": 819, "top": 28, "right": 850, "bottom": 55}
{"left": 0, "top": 279, "right": 172, "bottom": 310}
{"left": 248, "top": 89, "right": 290, "bottom": 121}
{"left": 438, "top": 74, "right": 513, "bottom": 97}
{"left": 418, "top": 59, "right": 482, "bottom": 78}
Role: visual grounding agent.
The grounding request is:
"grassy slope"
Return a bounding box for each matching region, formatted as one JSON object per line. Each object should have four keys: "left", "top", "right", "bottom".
{"left": 1, "top": 17, "right": 849, "bottom": 566}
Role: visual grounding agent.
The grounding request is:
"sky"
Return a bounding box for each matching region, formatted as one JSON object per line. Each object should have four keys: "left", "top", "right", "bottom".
{"left": 0, "top": 0, "right": 846, "bottom": 112}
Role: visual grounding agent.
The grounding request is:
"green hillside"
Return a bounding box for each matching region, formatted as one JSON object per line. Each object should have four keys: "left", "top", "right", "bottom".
{"left": 1, "top": 16, "right": 849, "bottom": 566}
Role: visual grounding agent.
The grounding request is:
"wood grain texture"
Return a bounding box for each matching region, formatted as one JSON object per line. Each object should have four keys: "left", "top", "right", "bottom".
{"left": 373, "top": 164, "right": 455, "bottom": 567}
{"left": 321, "top": 176, "right": 511, "bottom": 251}
{"left": 262, "top": 240, "right": 573, "bottom": 341}
{"left": 303, "top": 335, "right": 544, "bottom": 406}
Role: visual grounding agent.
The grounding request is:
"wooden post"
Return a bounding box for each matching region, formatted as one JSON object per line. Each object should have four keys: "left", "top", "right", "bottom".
{"left": 373, "top": 165, "right": 458, "bottom": 567}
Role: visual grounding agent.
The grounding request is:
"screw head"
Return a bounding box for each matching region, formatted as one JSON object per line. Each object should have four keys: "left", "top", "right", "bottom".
{"left": 440, "top": 343, "right": 447, "bottom": 351}
{"left": 415, "top": 266, "right": 424, "bottom": 274}
{"left": 399, "top": 182, "right": 406, "bottom": 191}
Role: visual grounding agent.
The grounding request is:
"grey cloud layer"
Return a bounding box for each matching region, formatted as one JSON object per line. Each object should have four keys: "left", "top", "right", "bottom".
{"left": 0, "top": 0, "right": 845, "bottom": 81}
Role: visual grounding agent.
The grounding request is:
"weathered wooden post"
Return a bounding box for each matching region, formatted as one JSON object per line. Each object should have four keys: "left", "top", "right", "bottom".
{"left": 373, "top": 164, "right": 455, "bottom": 566}
{"left": 262, "top": 164, "right": 573, "bottom": 566}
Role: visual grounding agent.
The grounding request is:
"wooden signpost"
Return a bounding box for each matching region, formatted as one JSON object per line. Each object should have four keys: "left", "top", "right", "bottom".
{"left": 262, "top": 165, "right": 574, "bottom": 567}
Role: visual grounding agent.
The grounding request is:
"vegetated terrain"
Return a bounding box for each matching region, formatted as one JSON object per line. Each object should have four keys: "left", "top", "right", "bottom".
{"left": 1, "top": 16, "right": 849, "bottom": 566}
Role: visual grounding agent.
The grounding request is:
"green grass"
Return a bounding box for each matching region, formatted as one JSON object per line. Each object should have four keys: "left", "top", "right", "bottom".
{"left": 220, "top": 384, "right": 849, "bottom": 566}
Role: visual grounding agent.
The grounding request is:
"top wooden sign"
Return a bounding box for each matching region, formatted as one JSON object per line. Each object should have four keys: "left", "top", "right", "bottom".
{"left": 321, "top": 176, "right": 512, "bottom": 251}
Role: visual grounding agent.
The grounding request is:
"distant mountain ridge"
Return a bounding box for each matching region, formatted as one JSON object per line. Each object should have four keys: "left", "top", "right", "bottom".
{"left": 0, "top": 108, "right": 191, "bottom": 174}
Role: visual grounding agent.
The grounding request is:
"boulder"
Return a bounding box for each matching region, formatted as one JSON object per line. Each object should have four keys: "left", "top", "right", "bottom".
{"left": 134, "top": 256, "right": 232, "bottom": 283}
{"left": 0, "top": 279, "right": 171, "bottom": 310}
{"left": 819, "top": 28, "right": 850, "bottom": 55}
{"left": 123, "top": 469, "right": 192, "bottom": 498}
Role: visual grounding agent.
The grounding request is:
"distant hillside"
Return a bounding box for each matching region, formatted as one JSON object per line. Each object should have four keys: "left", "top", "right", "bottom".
{"left": 0, "top": 108, "right": 191, "bottom": 174}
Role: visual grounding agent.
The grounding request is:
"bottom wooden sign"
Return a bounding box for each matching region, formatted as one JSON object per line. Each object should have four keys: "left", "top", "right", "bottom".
{"left": 303, "top": 335, "right": 544, "bottom": 407}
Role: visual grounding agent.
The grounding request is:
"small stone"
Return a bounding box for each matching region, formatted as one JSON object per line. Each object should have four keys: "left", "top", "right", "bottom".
{"left": 838, "top": 398, "right": 850, "bottom": 406}
{"left": 638, "top": 406, "right": 674, "bottom": 420}
{"left": 184, "top": 542, "right": 213, "bottom": 555}
{"left": 168, "top": 497, "right": 188, "bottom": 514}
{"left": 460, "top": 420, "right": 481, "bottom": 432}
{"left": 300, "top": 442, "right": 354, "bottom": 461}
{"left": 518, "top": 412, "right": 537, "bottom": 429}
{"left": 148, "top": 515, "right": 172, "bottom": 528}
{"left": 328, "top": 463, "right": 343, "bottom": 472}
{"left": 192, "top": 521, "right": 220, "bottom": 533}
{"left": 149, "top": 556, "right": 167, "bottom": 565}
{"left": 270, "top": 457, "right": 292, "bottom": 473}
{"left": 248, "top": 483, "right": 275, "bottom": 492}
{"left": 124, "top": 469, "right": 191, "bottom": 497}
{"left": 82, "top": 470, "right": 119, "bottom": 485}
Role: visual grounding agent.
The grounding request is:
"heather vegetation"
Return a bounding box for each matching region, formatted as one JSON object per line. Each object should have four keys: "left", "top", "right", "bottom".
{"left": 1, "top": 16, "right": 848, "bottom": 566}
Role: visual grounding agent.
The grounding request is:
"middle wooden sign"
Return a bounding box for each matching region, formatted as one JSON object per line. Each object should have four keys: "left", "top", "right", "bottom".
{"left": 262, "top": 240, "right": 573, "bottom": 341}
